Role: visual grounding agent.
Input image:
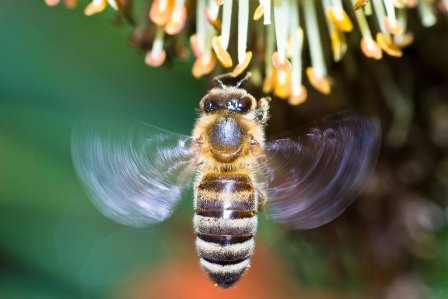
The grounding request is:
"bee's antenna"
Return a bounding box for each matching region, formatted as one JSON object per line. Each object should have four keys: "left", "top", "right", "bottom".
{"left": 213, "top": 72, "right": 252, "bottom": 89}
{"left": 235, "top": 72, "right": 252, "bottom": 89}
{"left": 214, "top": 76, "right": 228, "bottom": 89}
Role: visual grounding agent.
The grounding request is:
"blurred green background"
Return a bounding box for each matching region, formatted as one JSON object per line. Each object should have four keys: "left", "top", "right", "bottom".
{"left": 0, "top": 2, "right": 205, "bottom": 298}
{"left": 1, "top": 1, "right": 448, "bottom": 299}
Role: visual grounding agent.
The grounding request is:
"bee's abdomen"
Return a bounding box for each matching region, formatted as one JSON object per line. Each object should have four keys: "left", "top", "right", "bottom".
{"left": 194, "top": 173, "right": 257, "bottom": 288}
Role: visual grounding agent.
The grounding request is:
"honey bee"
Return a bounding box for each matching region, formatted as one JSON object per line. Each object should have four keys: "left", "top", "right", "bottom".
{"left": 71, "top": 74, "right": 380, "bottom": 288}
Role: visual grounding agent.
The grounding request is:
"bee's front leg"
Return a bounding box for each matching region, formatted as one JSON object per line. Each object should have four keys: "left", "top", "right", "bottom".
{"left": 256, "top": 97, "right": 270, "bottom": 125}
{"left": 256, "top": 189, "right": 267, "bottom": 212}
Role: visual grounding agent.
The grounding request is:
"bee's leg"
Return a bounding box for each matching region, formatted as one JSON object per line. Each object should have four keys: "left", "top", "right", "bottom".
{"left": 256, "top": 97, "right": 270, "bottom": 125}
{"left": 256, "top": 190, "right": 267, "bottom": 211}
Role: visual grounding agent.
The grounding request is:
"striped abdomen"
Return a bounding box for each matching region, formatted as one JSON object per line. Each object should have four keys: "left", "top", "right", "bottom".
{"left": 194, "top": 173, "right": 258, "bottom": 288}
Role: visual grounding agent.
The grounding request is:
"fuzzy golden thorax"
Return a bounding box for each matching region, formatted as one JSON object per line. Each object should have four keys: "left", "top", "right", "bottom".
{"left": 192, "top": 87, "right": 269, "bottom": 172}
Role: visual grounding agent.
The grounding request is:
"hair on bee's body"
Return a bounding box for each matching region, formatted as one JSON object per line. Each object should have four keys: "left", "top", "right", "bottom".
{"left": 191, "top": 76, "right": 270, "bottom": 288}
{"left": 72, "top": 72, "right": 380, "bottom": 290}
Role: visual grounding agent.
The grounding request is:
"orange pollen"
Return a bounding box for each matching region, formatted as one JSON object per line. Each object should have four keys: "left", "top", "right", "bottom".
{"left": 407, "top": 0, "right": 418, "bottom": 8}
{"left": 190, "top": 34, "right": 203, "bottom": 58}
{"left": 289, "top": 85, "right": 308, "bottom": 106}
{"left": 64, "top": 0, "right": 77, "bottom": 8}
{"left": 331, "top": 28, "right": 347, "bottom": 62}
{"left": 439, "top": 1, "right": 448, "bottom": 14}
{"left": 212, "top": 36, "right": 233, "bottom": 68}
{"left": 192, "top": 53, "right": 217, "bottom": 78}
{"left": 273, "top": 70, "right": 291, "bottom": 99}
{"left": 272, "top": 52, "right": 292, "bottom": 72}
{"left": 327, "top": 7, "right": 353, "bottom": 32}
{"left": 45, "top": 0, "right": 61, "bottom": 6}
{"left": 253, "top": 5, "right": 264, "bottom": 21}
{"left": 376, "top": 32, "right": 403, "bottom": 57}
{"left": 205, "top": 8, "right": 222, "bottom": 30}
{"left": 84, "top": 0, "right": 107, "bottom": 16}
{"left": 150, "top": 0, "right": 175, "bottom": 27}
{"left": 384, "top": 16, "right": 404, "bottom": 36}
{"left": 306, "top": 67, "right": 332, "bottom": 95}
{"left": 394, "top": 32, "right": 414, "bottom": 48}
{"left": 262, "top": 72, "right": 275, "bottom": 94}
{"left": 352, "top": 0, "right": 369, "bottom": 10}
{"left": 360, "top": 37, "right": 383, "bottom": 60}
{"left": 145, "top": 49, "right": 167, "bottom": 67}
{"left": 231, "top": 51, "right": 252, "bottom": 77}
{"left": 165, "top": 4, "right": 187, "bottom": 35}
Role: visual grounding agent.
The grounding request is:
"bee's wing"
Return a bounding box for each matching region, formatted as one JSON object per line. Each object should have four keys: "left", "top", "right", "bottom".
{"left": 262, "top": 112, "right": 381, "bottom": 229}
{"left": 71, "top": 119, "right": 196, "bottom": 228}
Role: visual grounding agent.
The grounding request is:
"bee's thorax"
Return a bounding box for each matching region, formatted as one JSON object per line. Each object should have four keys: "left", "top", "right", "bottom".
{"left": 208, "top": 116, "right": 245, "bottom": 163}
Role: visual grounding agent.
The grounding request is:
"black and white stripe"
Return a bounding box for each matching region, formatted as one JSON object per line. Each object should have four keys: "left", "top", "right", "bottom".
{"left": 194, "top": 173, "right": 258, "bottom": 288}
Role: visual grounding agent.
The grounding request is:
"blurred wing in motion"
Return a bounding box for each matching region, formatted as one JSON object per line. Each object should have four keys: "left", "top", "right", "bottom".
{"left": 71, "top": 119, "right": 196, "bottom": 228}
{"left": 263, "top": 113, "right": 380, "bottom": 229}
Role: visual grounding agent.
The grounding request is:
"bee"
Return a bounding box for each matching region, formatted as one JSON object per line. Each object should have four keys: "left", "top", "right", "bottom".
{"left": 71, "top": 74, "right": 380, "bottom": 288}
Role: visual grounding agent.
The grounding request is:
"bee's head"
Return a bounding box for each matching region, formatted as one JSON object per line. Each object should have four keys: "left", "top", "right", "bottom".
{"left": 199, "top": 88, "right": 256, "bottom": 115}
{"left": 198, "top": 88, "right": 257, "bottom": 163}
{"left": 193, "top": 73, "right": 268, "bottom": 163}
{"left": 199, "top": 72, "right": 257, "bottom": 115}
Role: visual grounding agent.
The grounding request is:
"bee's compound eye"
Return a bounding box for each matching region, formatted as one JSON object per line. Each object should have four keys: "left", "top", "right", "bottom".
{"left": 239, "top": 96, "right": 252, "bottom": 112}
{"left": 227, "top": 97, "right": 252, "bottom": 113}
{"left": 203, "top": 98, "right": 218, "bottom": 113}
